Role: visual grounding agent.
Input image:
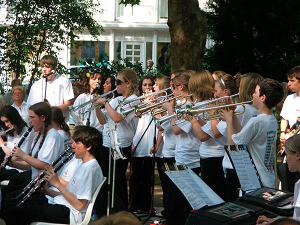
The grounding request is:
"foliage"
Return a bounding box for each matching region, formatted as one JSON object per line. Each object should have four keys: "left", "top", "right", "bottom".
{"left": 119, "top": 0, "right": 141, "bottom": 7}
{"left": 205, "top": 0, "right": 300, "bottom": 81}
{"left": 0, "top": 0, "right": 103, "bottom": 84}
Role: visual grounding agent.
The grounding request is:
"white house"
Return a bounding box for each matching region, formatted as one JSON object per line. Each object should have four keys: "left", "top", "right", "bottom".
{"left": 61, "top": 0, "right": 209, "bottom": 70}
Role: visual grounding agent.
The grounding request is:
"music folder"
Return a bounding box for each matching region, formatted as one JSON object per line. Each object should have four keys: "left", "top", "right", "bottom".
{"left": 224, "top": 144, "right": 294, "bottom": 216}
{"left": 164, "top": 164, "right": 277, "bottom": 225}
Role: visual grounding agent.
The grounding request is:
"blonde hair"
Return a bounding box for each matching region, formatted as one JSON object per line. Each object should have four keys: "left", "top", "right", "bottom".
{"left": 188, "top": 70, "right": 214, "bottom": 101}
{"left": 239, "top": 73, "right": 264, "bottom": 102}
{"left": 12, "top": 85, "right": 27, "bottom": 99}
{"left": 155, "top": 76, "right": 170, "bottom": 91}
{"left": 285, "top": 134, "right": 300, "bottom": 154}
{"left": 212, "top": 70, "right": 226, "bottom": 79}
{"left": 118, "top": 69, "right": 140, "bottom": 97}
{"left": 172, "top": 70, "right": 192, "bottom": 93}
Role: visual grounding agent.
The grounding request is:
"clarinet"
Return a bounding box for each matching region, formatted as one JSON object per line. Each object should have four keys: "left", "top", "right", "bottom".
{"left": 0, "top": 126, "right": 33, "bottom": 174}
{"left": 17, "top": 150, "right": 75, "bottom": 207}
{"left": 14, "top": 146, "right": 72, "bottom": 200}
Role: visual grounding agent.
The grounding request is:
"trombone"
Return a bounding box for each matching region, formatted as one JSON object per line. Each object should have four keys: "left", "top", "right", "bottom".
{"left": 68, "top": 88, "right": 117, "bottom": 112}
{"left": 185, "top": 100, "right": 253, "bottom": 120}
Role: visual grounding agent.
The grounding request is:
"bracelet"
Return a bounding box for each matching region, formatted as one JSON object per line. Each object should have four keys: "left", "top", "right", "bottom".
{"left": 104, "top": 100, "right": 108, "bottom": 105}
{"left": 280, "top": 131, "right": 285, "bottom": 134}
{"left": 0, "top": 144, "right": 6, "bottom": 148}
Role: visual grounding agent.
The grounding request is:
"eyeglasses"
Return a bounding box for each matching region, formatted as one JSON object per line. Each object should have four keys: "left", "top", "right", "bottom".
{"left": 171, "top": 84, "right": 181, "bottom": 89}
{"left": 115, "top": 79, "right": 128, "bottom": 86}
{"left": 88, "top": 68, "right": 102, "bottom": 74}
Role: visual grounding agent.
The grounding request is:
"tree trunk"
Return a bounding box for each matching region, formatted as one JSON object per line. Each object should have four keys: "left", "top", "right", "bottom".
{"left": 168, "top": 0, "right": 207, "bottom": 71}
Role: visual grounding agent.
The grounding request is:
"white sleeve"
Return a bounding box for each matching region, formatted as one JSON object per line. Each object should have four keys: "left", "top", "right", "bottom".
{"left": 231, "top": 118, "right": 257, "bottom": 145}
{"left": 63, "top": 78, "right": 74, "bottom": 101}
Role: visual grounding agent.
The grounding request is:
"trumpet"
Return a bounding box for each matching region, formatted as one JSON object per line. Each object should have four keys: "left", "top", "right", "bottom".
{"left": 121, "top": 87, "right": 171, "bottom": 107}
{"left": 68, "top": 88, "right": 117, "bottom": 112}
{"left": 186, "top": 100, "right": 253, "bottom": 120}
{"left": 0, "top": 126, "right": 14, "bottom": 136}
{"left": 154, "top": 106, "right": 185, "bottom": 127}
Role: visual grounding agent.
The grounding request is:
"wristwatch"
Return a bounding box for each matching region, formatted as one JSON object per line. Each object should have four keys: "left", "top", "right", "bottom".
{"left": 0, "top": 144, "right": 6, "bottom": 148}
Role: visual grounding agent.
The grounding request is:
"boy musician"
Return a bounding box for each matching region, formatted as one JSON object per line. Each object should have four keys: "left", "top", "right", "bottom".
{"left": 27, "top": 55, "right": 74, "bottom": 121}
{"left": 280, "top": 66, "right": 300, "bottom": 192}
{"left": 1, "top": 125, "right": 103, "bottom": 225}
{"left": 222, "top": 78, "right": 284, "bottom": 188}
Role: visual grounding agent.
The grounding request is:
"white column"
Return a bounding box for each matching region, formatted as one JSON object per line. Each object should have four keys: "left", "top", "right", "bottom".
{"left": 152, "top": 30, "right": 158, "bottom": 67}
{"left": 109, "top": 30, "right": 115, "bottom": 63}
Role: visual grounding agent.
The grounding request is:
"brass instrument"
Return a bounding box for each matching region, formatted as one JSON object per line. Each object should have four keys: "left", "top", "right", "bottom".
{"left": 186, "top": 100, "right": 253, "bottom": 120}
{"left": 68, "top": 88, "right": 117, "bottom": 112}
{"left": 121, "top": 87, "right": 171, "bottom": 107}
{"left": 154, "top": 106, "right": 185, "bottom": 127}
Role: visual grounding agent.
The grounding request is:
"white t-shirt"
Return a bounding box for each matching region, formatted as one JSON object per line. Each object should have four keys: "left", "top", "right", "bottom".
{"left": 11, "top": 101, "right": 30, "bottom": 125}
{"left": 72, "top": 93, "right": 103, "bottom": 132}
{"left": 175, "top": 101, "right": 200, "bottom": 169}
{"left": 27, "top": 75, "right": 74, "bottom": 121}
{"left": 102, "top": 95, "right": 139, "bottom": 148}
{"left": 200, "top": 121, "right": 225, "bottom": 158}
{"left": 5, "top": 126, "right": 35, "bottom": 171}
{"left": 132, "top": 113, "right": 155, "bottom": 157}
{"left": 294, "top": 179, "right": 300, "bottom": 221}
{"left": 160, "top": 120, "right": 176, "bottom": 158}
{"left": 51, "top": 159, "right": 103, "bottom": 225}
{"left": 281, "top": 93, "right": 300, "bottom": 127}
{"left": 231, "top": 114, "right": 277, "bottom": 188}
{"left": 217, "top": 104, "right": 258, "bottom": 169}
{"left": 30, "top": 128, "right": 64, "bottom": 179}
{"left": 57, "top": 130, "right": 71, "bottom": 151}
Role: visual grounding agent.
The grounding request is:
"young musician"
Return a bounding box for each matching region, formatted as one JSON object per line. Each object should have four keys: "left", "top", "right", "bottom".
{"left": 280, "top": 66, "right": 300, "bottom": 192}
{"left": 0, "top": 106, "right": 34, "bottom": 181}
{"left": 51, "top": 107, "right": 71, "bottom": 150}
{"left": 212, "top": 73, "right": 263, "bottom": 201}
{"left": 256, "top": 134, "right": 300, "bottom": 224}
{"left": 93, "top": 69, "right": 140, "bottom": 216}
{"left": 72, "top": 68, "right": 104, "bottom": 130}
{"left": 187, "top": 71, "right": 229, "bottom": 201}
{"left": 129, "top": 76, "right": 155, "bottom": 213}
{"left": 162, "top": 70, "right": 200, "bottom": 225}
{"left": 27, "top": 55, "right": 74, "bottom": 120}
{"left": 222, "top": 78, "right": 284, "bottom": 188}
{"left": 1, "top": 125, "right": 104, "bottom": 225}
{"left": 1, "top": 102, "right": 65, "bottom": 202}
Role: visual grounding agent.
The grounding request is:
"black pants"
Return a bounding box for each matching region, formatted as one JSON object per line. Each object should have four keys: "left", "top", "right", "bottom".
{"left": 278, "top": 162, "right": 300, "bottom": 192}
{"left": 129, "top": 156, "right": 154, "bottom": 212}
{"left": 200, "top": 157, "right": 227, "bottom": 201}
{"left": 225, "top": 168, "right": 241, "bottom": 202}
{"left": 1, "top": 170, "right": 31, "bottom": 206}
{"left": 95, "top": 145, "right": 131, "bottom": 217}
{"left": 1, "top": 190, "right": 70, "bottom": 225}
{"left": 0, "top": 168, "right": 19, "bottom": 182}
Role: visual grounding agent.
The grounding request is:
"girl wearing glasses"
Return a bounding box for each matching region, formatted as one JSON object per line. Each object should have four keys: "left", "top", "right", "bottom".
{"left": 162, "top": 70, "right": 200, "bottom": 225}
{"left": 0, "top": 106, "right": 34, "bottom": 182}
{"left": 94, "top": 69, "right": 139, "bottom": 216}
{"left": 71, "top": 68, "right": 104, "bottom": 130}
{"left": 1, "top": 102, "right": 65, "bottom": 202}
{"left": 212, "top": 73, "right": 263, "bottom": 201}
{"left": 129, "top": 76, "right": 154, "bottom": 213}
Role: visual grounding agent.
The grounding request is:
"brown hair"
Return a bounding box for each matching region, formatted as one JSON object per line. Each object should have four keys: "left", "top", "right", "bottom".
{"left": 81, "top": 68, "right": 104, "bottom": 94}
{"left": 239, "top": 73, "right": 264, "bottom": 102}
{"left": 212, "top": 70, "right": 226, "bottom": 79}
{"left": 52, "top": 107, "right": 70, "bottom": 137}
{"left": 215, "top": 74, "right": 238, "bottom": 95}
{"left": 91, "top": 211, "right": 142, "bottom": 225}
{"left": 172, "top": 70, "right": 192, "bottom": 94}
{"left": 188, "top": 70, "right": 214, "bottom": 101}
{"left": 155, "top": 76, "right": 170, "bottom": 91}
{"left": 40, "top": 55, "right": 57, "bottom": 69}
{"left": 286, "top": 65, "right": 300, "bottom": 81}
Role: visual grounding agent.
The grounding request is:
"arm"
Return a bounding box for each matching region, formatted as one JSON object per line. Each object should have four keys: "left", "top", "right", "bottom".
{"left": 152, "top": 129, "right": 164, "bottom": 153}
{"left": 95, "top": 107, "right": 107, "bottom": 125}
{"left": 211, "top": 119, "right": 223, "bottom": 138}
{"left": 57, "top": 99, "right": 73, "bottom": 113}
{"left": 189, "top": 117, "right": 210, "bottom": 142}
{"left": 44, "top": 168, "right": 88, "bottom": 211}
{"left": 221, "top": 109, "right": 236, "bottom": 145}
{"left": 163, "top": 101, "right": 183, "bottom": 135}
{"left": 95, "top": 97, "right": 123, "bottom": 123}
{"left": 280, "top": 119, "right": 288, "bottom": 143}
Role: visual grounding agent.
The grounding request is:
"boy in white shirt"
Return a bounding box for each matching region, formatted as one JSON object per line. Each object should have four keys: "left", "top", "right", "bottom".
{"left": 222, "top": 78, "right": 284, "bottom": 188}
{"left": 1, "top": 125, "right": 103, "bottom": 225}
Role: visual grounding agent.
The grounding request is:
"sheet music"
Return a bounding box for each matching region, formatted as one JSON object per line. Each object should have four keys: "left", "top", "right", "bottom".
{"left": 165, "top": 168, "right": 224, "bottom": 210}
{"left": 227, "top": 146, "right": 261, "bottom": 191}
